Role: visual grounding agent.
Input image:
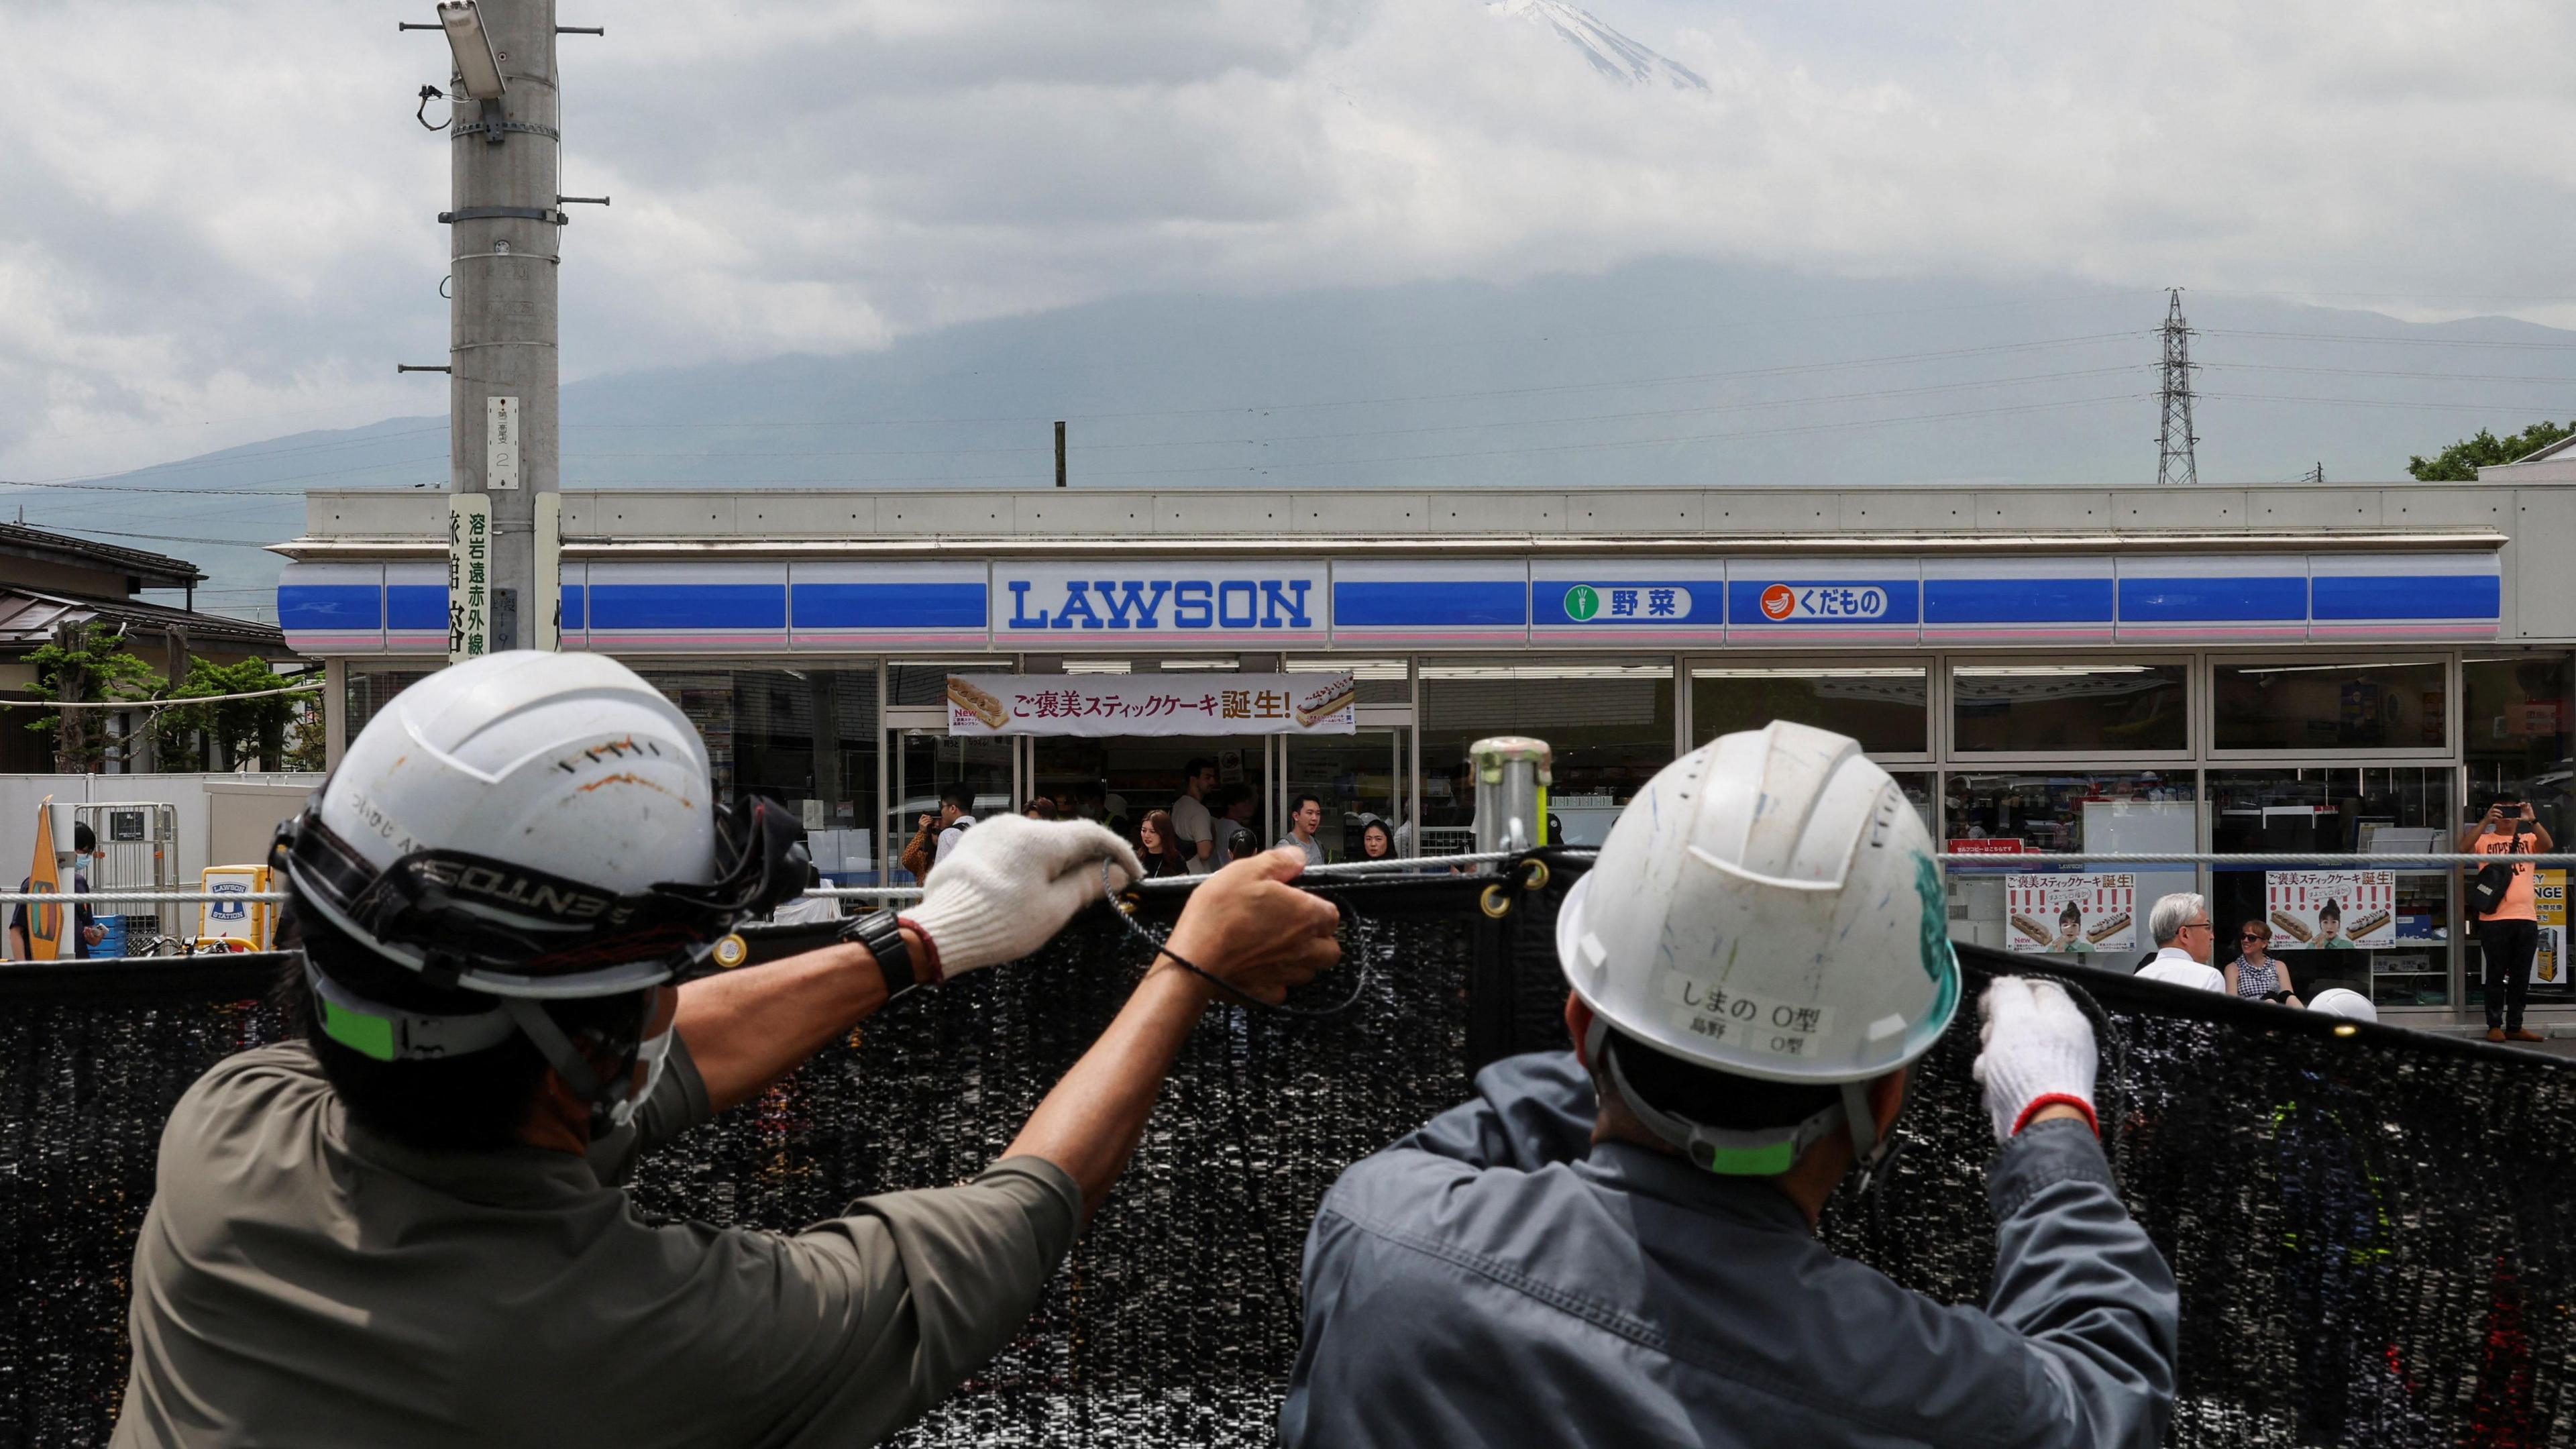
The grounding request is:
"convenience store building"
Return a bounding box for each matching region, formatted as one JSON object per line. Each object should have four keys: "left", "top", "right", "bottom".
{"left": 274, "top": 476, "right": 2576, "bottom": 1018}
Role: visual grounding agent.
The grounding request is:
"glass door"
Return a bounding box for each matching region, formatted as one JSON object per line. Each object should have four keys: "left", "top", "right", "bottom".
{"left": 1283, "top": 727, "right": 1412, "bottom": 864}
{"left": 888, "top": 729, "right": 1013, "bottom": 884}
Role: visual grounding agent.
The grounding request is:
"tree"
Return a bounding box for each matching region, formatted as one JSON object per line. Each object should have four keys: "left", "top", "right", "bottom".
{"left": 154, "top": 658, "right": 312, "bottom": 771}
{"left": 23, "top": 621, "right": 163, "bottom": 772}
{"left": 2408, "top": 420, "right": 2575, "bottom": 482}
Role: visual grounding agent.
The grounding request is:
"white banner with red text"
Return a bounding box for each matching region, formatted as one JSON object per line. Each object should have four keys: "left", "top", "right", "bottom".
{"left": 945, "top": 672, "right": 1356, "bottom": 736}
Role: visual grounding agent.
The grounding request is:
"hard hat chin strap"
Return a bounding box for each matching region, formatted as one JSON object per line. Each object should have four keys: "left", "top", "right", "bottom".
{"left": 1588, "top": 1018, "right": 1904, "bottom": 1191}
{"left": 500, "top": 995, "right": 658, "bottom": 1140}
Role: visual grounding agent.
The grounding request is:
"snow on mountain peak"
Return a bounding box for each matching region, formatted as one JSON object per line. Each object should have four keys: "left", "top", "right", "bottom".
{"left": 1488, "top": 0, "right": 1709, "bottom": 91}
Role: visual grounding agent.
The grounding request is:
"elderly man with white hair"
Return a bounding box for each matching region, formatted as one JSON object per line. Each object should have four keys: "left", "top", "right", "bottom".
{"left": 2135, "top": 892, "right": 2226, "bottom": 991}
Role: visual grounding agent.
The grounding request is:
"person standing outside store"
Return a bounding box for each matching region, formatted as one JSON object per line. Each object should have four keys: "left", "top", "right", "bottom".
{"left": 9, "top": 820, "right": 106, "bottom": 960}
{"left": 1215, "top": 788, "right": 1260, "bottom": 867}
{"left": 1279, "top": 795, "right": 1328, "bottom": 867}
{"left": 2134, "top": 893, "right": 2224, "bottom": 991}
{"left": 2463, "top": 793, "right": 2553, "bottom": 1043}
{"left": 2224, "top": 921, "right": 2299, "bottom": 1006}
{"left": 900, "top": 786, "right": 975, "bottom": 884}
{"left": 1172, "top": 759, "right": 1219, "bottom": 875}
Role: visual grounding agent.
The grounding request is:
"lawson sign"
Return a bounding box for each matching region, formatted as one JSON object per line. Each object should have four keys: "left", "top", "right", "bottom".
{"left": 994, "top": 562, "right": 1327, "bottom": 643}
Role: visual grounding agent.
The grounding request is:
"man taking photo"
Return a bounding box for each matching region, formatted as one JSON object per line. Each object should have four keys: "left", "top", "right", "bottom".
{"left": 2463, "top": 792, "right": 2553, "bottom": 1043}
{"left": 113, "top": 653, "right": 1341, "bottom": 1447}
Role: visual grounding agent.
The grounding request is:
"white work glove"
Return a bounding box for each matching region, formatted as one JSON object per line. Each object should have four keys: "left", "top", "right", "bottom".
{"left": 898, "top": 816, "right": 1144, "bottom": 981}
{"left": 1970, "top": 977, "right": 2099, "bottom": 1143}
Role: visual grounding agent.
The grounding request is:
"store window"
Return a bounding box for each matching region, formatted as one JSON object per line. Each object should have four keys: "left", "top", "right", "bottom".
{"left": 637, "top": 667, "right": 881, "bottom": 881}
{"left": 1421, "top": 659, "right": 1674, "bottom": 849}
{"left": 1951, "top": 663, "right": 2188, "bottom": 753}
{"left": 1693, "top": 665, "right": 1927, "bottom": 757}
{"left": 2465, "top": 654, "right": 2573, "bottom": 845}
{"left": 2212, "top": 659, "right": 2447, "bottom": 752}
{"left": 2207, "top": 769, "right": 2454, "bottom": 1008}
{"left": 1940, "top": 771, "right": 2197, "bottom": 963}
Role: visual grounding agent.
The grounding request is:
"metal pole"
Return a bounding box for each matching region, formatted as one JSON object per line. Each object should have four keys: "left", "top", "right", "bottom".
{"left": 1055, "top": 421, "right": 1067, "bottom": 488}
{"left": 447, "top": 0, "right": 560, "bottom": 651}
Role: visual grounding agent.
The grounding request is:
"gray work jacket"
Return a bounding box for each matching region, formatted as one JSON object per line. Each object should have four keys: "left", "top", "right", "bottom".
{"left": 113, "top": 1041, "right": 1080, "bottom": 1448}
{"left": 1281, "top": 1051, "right": 2178, "bottom": 1448}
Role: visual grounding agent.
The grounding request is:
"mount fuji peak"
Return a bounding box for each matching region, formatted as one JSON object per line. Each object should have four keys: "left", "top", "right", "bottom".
{"left": 1489, "top": 0, "right": 1709, "bottom": 91}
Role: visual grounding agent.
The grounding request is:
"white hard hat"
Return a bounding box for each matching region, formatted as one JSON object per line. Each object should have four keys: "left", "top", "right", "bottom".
{"left": 278, "top": 651, "right": 805, "bottom": 1004}
{"left": 1557, "top": 721, "right": 1960, "bottom": 1175}
{"left": 2308, "top": 987, "right": 2377, "bottom": 1023}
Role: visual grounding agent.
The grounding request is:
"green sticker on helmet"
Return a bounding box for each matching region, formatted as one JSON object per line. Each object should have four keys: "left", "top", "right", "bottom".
{"left": 1912, "top": 851, "right": 1954, "bottom": 983}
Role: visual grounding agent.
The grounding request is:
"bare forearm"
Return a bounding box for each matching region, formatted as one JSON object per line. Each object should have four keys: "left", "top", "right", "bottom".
{"left": 1006, "top": 961, "right": 1215, "bottom": 1216}
{"left": 675, "top": 936, "right": 899, "bottom": 1113}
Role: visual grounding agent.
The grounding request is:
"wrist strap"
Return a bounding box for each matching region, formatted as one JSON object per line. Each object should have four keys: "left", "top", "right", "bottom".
{"left": 2012, "top": 1093, "right": 2099, "bottom": 1137}
{"left": 894, "top": 914, "right": 943, "bottom": 985}
{"left": 842, "top": 910, "right": 925, "bottom": 999}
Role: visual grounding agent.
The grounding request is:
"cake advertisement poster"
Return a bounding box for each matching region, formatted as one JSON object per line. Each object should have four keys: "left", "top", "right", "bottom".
{"left": 2004, "top": 872, "right": 2138, "bottom": 953}
{"left": 2263, "top": 869, "right": 2397, "bottom": 949}
{"left": 947, "top": 672, "right": 1357, "bottom": 737}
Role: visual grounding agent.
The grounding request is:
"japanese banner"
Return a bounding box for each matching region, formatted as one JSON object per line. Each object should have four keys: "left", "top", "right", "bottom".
{"left": 2264, "top": 870, "right": 2397, "bottom": 950}
{"left": 945, "top": 672, "right": 1356, "bottom": 737}
{"left": 448, "top": 494, "right": 491, "bottom": 664}
{"left": 2534, "top": 869, "right": 2565, "bottom": 986}
{"left": 2003, "top": 872, "right": 2137, "bottom": 954}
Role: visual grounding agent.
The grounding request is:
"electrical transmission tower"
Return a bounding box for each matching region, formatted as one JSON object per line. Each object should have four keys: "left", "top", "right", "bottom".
{"left": 2155, "top": 288, "right": 2200, "bottom": 486}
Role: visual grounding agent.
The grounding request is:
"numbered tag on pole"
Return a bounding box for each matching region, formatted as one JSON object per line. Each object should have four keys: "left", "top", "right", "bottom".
{"left": 486, "top": 396, "right": 521, "bottom": 490}
{"left": 449, "top": 494, "right": 492, "bottom": 663}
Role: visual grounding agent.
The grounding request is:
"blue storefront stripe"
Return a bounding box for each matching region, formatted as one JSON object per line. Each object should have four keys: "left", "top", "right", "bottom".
{"left": 561, "top": 586, "right": 585, "bottom": 631}
{"left": 590, "top": 584, "right": 786, "bottom": 631}
{"left": 794, "top": 582, "right": 985, "bottom": 629}
{"left": 2312, "top": 573, "right": 2500, "bottom": 621}
{"left": 2117, "top": 576, "right": 2306, "bottom": 622}
{"left": 1334, "top": 581, "right": 1527, "bottom": 627}
{"left": 278, "top": 586, "right": 383, "bottom": 632}
{"left": 1924, "top": 577, "right": 2113, "bottom": 624}
{"left": 387, "top": 585, "right": 447, "bottom": 632}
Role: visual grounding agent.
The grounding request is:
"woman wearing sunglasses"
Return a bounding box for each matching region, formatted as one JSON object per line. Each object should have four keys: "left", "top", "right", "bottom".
{"left": 2224, "top": 920, "right": 2301, "bottom": 1006}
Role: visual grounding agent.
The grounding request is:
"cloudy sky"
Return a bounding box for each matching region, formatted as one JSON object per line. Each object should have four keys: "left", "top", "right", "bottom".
{"left": 6, "top": 0, "right": 2574, "bottom": 484}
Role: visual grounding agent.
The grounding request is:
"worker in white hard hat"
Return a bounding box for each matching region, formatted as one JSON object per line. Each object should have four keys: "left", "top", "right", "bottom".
{"left": 112, "top": 653, "right": 1340, "bottom": 1448}
{"left": 1281, "top": 722, "right": 2180, "bottom": 1448}
{"left": 2307, "top": 986, "right": 2379, "bottom": 1022}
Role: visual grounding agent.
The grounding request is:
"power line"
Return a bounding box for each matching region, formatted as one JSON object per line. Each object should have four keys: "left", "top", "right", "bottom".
{"left": 2202, "top": 329, "right": 2576, "bottom": 351}
{"left": 2155, "top": 289, "right": 2198, "bottom": 486}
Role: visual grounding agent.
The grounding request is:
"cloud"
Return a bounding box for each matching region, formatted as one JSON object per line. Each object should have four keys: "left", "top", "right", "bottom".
{"left": 7, "top": 0, "right": 2576, "bottom": 482}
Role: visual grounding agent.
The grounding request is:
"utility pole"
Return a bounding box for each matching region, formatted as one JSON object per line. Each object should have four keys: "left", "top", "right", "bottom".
{"left": 2154, "top": 288, "right": 2199, "bottom": 486}
{"left": 438, "top": 0, "right": 561, "bottom": 651}
{"left": 1055, "top": 420, "right": 1067, "bottom": 487}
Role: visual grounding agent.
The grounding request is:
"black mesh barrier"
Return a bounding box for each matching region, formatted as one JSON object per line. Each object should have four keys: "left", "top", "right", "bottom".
{"left": 3, "top": 857, "right": 2573, "bottom": 1446}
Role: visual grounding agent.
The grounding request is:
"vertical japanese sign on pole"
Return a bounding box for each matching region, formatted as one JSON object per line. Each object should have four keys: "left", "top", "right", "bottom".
{"left": 533, "top": 492, "right": 561, "bottom": 652}
{"left": 449, "top": 494, "right": 492, "bottom": 665}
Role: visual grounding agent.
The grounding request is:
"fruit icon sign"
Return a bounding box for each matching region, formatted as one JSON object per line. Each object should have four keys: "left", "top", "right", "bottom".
{"left": 1760, "top": 584, "right": 1796, "bottom": 620}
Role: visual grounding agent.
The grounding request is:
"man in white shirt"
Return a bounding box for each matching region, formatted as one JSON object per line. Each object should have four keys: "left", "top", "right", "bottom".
{"left": 1172, "top": 758, "right": 1219, "bottom": 875}
{"left": 2133, "top": 892, "right": 2226, "bottom": 991}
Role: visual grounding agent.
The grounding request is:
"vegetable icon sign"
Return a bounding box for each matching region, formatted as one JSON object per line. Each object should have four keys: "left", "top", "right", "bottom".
{"left": 1564, "top": 586, "right": 1601, "bottom": 621}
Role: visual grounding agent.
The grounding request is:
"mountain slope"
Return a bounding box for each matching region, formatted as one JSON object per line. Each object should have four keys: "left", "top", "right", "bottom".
{"left": 15, "top": 260, "right": 2576, "bottom": 626}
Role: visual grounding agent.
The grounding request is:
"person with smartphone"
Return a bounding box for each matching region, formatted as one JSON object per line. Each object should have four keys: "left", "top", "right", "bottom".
{"left": 2461, "top": 793, "right": 2554, "bottom": 1042}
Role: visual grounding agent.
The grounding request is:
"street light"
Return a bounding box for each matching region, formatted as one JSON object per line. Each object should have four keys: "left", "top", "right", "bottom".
{"left": 437, "top": 1, "right": 506, "bottom": 101}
